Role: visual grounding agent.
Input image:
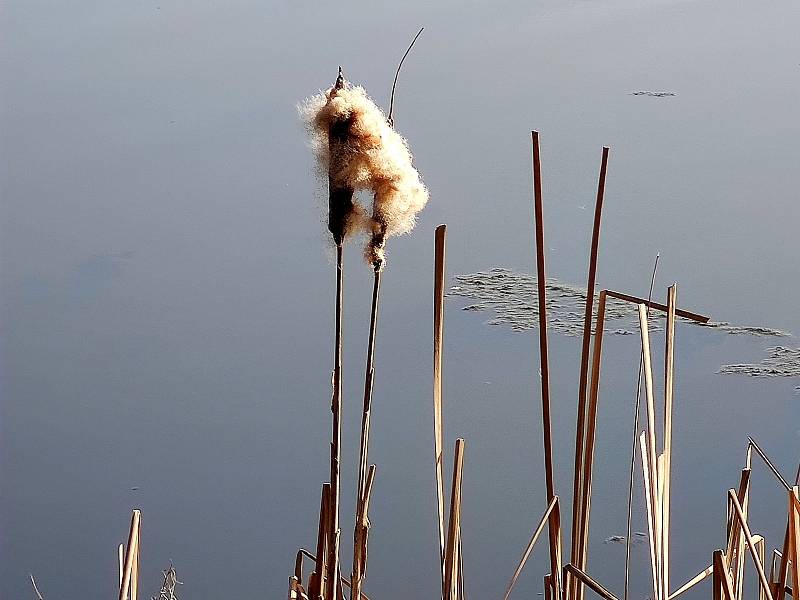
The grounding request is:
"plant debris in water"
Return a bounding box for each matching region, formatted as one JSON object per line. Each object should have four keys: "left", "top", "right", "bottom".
{"left": 630, "top": 91, "right": 676, "bottom": 97}
{"left": 449, "top": 269, "right": 790, "bottom": 338}
{"left": 718, "top": 346, "right": 800, "bottom": 378}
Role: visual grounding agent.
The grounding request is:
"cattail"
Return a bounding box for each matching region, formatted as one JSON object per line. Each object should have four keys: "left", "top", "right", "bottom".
{"left": 301, "top": 73, "right": 428, "bottom": 269}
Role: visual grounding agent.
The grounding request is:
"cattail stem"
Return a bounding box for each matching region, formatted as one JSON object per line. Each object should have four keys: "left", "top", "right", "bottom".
{"left": 351, "top": 269, "right": 382, "bottom": 600}
{"left": 325, "top": 245, "right": 345, "bottom": 600}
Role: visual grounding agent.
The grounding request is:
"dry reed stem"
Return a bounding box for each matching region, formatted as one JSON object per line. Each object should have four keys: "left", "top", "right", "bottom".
{"left": 748, "top": 437, "right": 792, "bottom": 491}
{"left": 119, "top": 509, "right": 141, "bottom": 600}
{"left": 352, "top": 270, "right": 382, "bottom": 600}
{"left": 638, "top": 304, "right": 661, "bottom": 600}
{"left": 668, "top": 564, "right": 713, "bottom": 600}
{"left": 327, "top": 244, "right": 344, "bottom": 600}
{"left": 604, "top": 290, "right": 709, "bottom": 323}
{"left": 433, "top": 223, "right": 447, "bottom": 587}
{"left": 563, "top": 564, "right": 619, "bottom": 600}
{"left": 132, "top": 526, "right": 139, "bottom": 600}
{"left": 662, "top": 284, "right": 676, "bottom": 600}
{"left": 788, "top": 487, "right": 800, "bottom": 600}
{"left": 312, "top": 484, "right": 331, "bottom": 599}
{"left": 119, "top": 543, "right": 124, "bottom": 588}
{"left": 726, "top": 469, "right": 751, "bottom": 599}
{"left": 530, "top": 131, "right": 560, "bottom": 600}
{"left": 714, "top": 549, "right": 737, "bottom": 600}
{"left": 444, "top": 439, "right": 465, "bottom": 600}
{"left": 640, "top": 432, "right": 659, "bottom": 600}
{"left": 624, "top": 254, "right": 660, "bottom": 600}
{"left": 571, "top": 146, "right": 609, "bottom": 598}
{"left": 728, "top": 490, "right": 775, "bottom": 600}
{"left": 502, "top": 496, "right": 559, "bottom": 600}
{"left": 351, "top": 464, "right": 378, "bottom": 600}
{"left": 575, "top": 289, "right": 608, "bottom": 600}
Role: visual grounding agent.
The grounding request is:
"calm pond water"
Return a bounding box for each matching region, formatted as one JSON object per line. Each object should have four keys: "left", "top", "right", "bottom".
{"left": 2, "top": 1, "right": 799, "bottom": 599}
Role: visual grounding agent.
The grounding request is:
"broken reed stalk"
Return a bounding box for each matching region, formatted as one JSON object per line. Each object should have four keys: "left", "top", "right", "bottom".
{"left": 503, "top": 496, "right": 559, "bottom": 600}
{"left": 530, "top": 131, "right": 561, "bottom": 599}
{"left": 571, "top": 146, "right": 609, "bottom": 600}
{"left": 433, "top": 223, "right": 447, "bottom": 589}
{"left": 662, "top": 285, "right": 677, "bottom": 600}
{"left": 351, "top": 268, "right": 382, "bottom": 600}
{"left": 119, "top": 509, "right": 141, "bottom": 600}
{"left": 623, "top": 254, "right": 660, "bottom": 600}
{"left": 443, "top": 438, "right": 465, "bottom": 600}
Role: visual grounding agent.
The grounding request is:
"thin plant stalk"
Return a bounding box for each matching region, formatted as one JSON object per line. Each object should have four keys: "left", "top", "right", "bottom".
{"left": 444, "top": 438, "right": 465, "bottom": 600}
{"left": 531, "top": 131, "right": 561, "bottom": 599}
{"left": 119, "top": 509, "right": 141, "bottom": 600}
{"left": 351, "top": 269, "right": 382, "bottom": 600}
{"left": 662, "top": 284, "right": 677, "bottom": 600}
{"left": 576, "top": 291, "right": 608, "bottom": 595}
{"left": 503, "top": 496, "right": 559, "bottom": 600}
{"left": 571, "top": 146, "right": 609, "bottom": 599}
{"left": 326, "top": 244, "right": 345, "bottom": 600}
{"left": 623, "top": 254, "right": 660, "bottom": 600}
{"left": 433, "top": 224, "right": 447, "bottom": 587}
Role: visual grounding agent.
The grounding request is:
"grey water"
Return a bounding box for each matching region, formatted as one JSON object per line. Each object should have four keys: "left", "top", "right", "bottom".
{"left": 2, "top": 1, "right": 799, "bottom": 599}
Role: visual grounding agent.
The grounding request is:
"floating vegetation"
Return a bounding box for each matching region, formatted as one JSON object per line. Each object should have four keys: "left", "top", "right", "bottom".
{"left": 630, "top": 91, "right": 676, "bottom": 97}
{"left": 719, "top": 346, "right": 800, "bottom": 378}
{"left": 449, "top": 268, "right": 790, "bottom": 338}
{"left": 604, "top": 532, "right": 646, "bottom": 546}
